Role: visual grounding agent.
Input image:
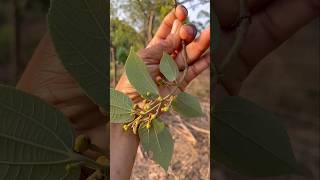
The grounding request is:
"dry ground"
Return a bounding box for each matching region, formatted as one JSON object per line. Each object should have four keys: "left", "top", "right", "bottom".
{"left": 131, "top": 19, "right": 319, "bottom": 180}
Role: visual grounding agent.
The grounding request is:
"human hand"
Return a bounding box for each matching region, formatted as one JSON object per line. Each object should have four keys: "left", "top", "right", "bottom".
{"left": 213, "top": 0, "right": 319, "bottom": 100}
{"left": 111, "top": 5, "right": 210, "bottom": 180}
{"left": 115, "top": 5, "right": 210, "bottom": 104}
{"left": 16, "top": 34, "right": 107, "bottom": 161}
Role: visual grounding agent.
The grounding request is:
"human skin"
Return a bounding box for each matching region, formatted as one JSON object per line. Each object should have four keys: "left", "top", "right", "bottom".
{"left": 213, "top": 0, "right": 319, "bottom": 99}
{"left": 111, "top": 5, "right": 210, "bottom": 180}
{"left": 112, "top": 0, "right": 319, "bottom": 179}
{"left": 15, "top": 0, "right": 319, "bottom": 179}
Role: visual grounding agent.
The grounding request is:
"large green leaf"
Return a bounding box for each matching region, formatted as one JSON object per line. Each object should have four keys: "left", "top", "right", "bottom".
{"left": 172, "top": 92, "right": 203, "bottom": 117}
{"left": 159, "top": 52, "right": 179, "bottom": 82}
{"left": 48, "top": 0, "right": 108, "bottom": 111}
{"left": 0, "top": 85, "right": 81, "bottom": 180}
{"left": 110, "top": 89, "right": 134, "bottom": 123}
{"left": 212, "top": 96, "right": 298, "bottom": 176}
{"left": 125, "top": 49, "right": 159, "bottom": 99}
{"left": 139, "top": 119, "right": 173, "bottom": 171}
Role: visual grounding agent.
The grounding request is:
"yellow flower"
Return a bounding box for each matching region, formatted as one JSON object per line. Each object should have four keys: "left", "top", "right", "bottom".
{"left": 96, "top": 156, "right": 109, "bottom": 167}
{"left": 74, "top": 135, "right": 90, "bottom": 153}
{"left": 150, "top": 114, "right": 156, "bottom": 120}
{"left": 146, "top": 123, "right": 151, "bottom": 129}
{"left": 122, "top": 124, "right": 129, "bottom": 131}
{"left": 161, "top": 107, "right": 169, "bottom": 112}
{"left": 144, "top": 104, "right": 150, "bottom": 111}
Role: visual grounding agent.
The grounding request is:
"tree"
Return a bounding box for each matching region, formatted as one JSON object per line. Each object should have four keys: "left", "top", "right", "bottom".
{"left": 115, "top": 0, "right": 173, "bottom": 45}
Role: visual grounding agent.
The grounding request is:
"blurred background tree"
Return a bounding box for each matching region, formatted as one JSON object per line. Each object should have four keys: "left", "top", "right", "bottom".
{"left": 110, "top": 0, "right": 210, "bottom": 86}
{"left": 0, "top": 0, "right": 49, "bottom": 85}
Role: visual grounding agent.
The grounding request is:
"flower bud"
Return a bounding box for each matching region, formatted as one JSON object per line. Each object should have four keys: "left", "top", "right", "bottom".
{"left": 142, "top": 99, "right": 147, "bottom": 104}
{"left": 161, "top": 107, "right": 169, "bottom": 112}
{"left": 133, "top": 104, "right": 138, "bottom": 109}
{"left": 96, "top": 156, "right": 109, "bottom": 167}
{"left": 144, "top": 104, "right": 150, "bottom": 111}
{"left": 146, "top": 123, "right": 151, "bottom": 129}
{"left": 122, "top": 124, "right": 129, "bottom": 131}
{"left": 140, "top": 111, "right": 146, "bottom": 115}
{"left": 150, "top": 114, "right": 156, "bottom": 120}
{"left": 74, "top": 135, "right": 91, "bottom": 153}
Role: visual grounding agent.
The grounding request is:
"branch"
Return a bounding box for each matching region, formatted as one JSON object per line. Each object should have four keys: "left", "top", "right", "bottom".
{"left": 167, "top": 40, "right": 189, "bottom": 96}
{"left": 135, "top": 0, "right": 148, "bottom": 19}
{"left": 212, "top": 0, "right": 250, "bottom": 108}
{"left": 218, "top": 0, "right": 250, "bottom": 73}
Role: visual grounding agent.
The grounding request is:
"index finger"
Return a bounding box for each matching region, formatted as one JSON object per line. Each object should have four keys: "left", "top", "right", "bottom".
{"left": 149, "top": 5, "right": 188, "bottom": 46}
{"left": 214, "top": 0, "right": 275, "bottom": 28}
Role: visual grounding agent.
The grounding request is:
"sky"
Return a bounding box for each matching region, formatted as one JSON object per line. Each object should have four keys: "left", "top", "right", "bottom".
{"left": 112, "top": 0, "right": 210, "bottom": 32}
{"left": 184, "top": 0, "right": 210, "bottom": 28}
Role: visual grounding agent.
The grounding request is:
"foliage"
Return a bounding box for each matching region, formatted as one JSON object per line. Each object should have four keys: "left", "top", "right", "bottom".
{"left": 211, "top": 0, "right": 299, "bottom": 177}
{"left": 193, "top": 10, "right": 210, "bottom": 31}
{"left": 110, "top": 18, "right": 144, "bottom": 64}
{"left": 0, "top": 85, "right": 82, "bottom": 179}
{"left": 114, "top": 0, "right": 173, "bottom": 44}
{"left": 159, "top": 52, "right": 179, "bottom": 82}
{"left": 125, "top": 48, "right": 159, "bottom": 98}
{"left": 139, "top": 118, "right": 174, "bottom": 171}
{"left": 212, "top": 96, "right": 298, "bottom": 176}
{"left": 110, "top": 49, "right": 203, "bottom": 170}
{"left": 110, "top": 88, "right": 134, "bottom": 123}
{"left": 1, "top": 0, "right": 109, "bottom": 179}
{"left": 48, "top": 0, "right": 108, "bottom": 112}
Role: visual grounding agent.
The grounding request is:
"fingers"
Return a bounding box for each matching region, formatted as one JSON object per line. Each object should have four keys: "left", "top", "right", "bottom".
{"left": 239, "top": 0, "right": 319, "bottom": 68}
{"left": 214, "top": 0, "right": 275, "bottom": 28}
{"left": 215, "top": 0, "right": 319, "bottom": 95}
{"left": 149, "top": 5, "right": 188, "bottom": 46}
{"left": 140, "top": 22, "right": 197, "bottom": 63}
{"left": 140, "top": 20, "right": 182, "bottom": 63}
{"left": 179, "top": 52, "right": 210, "bottom": 90}
{"left": 180, "top": 24, "right": 197, "bottom": 44}
{"left": 176, "top": 27, "right": 210, "bottom": 70}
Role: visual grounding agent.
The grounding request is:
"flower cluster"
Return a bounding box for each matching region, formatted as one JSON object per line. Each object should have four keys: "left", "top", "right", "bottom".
{"left": 122, "top": 94, "right": 176, "bottom": 134}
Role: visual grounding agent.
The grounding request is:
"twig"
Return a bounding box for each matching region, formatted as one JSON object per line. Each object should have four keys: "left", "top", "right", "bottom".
{"left": 218, "top": 0, "right": 250, "bottom": 73}
{"left": 212, "top": 0, "right": 250, "bottom": 110}
{"left": 175, "top": 115, "right": 197, "bottom": 145}
{"left": 167, "top": 40, "right": 189, "bottom": 97}
{"left": 185, "top": 122, "right": 210, "bottom": 135}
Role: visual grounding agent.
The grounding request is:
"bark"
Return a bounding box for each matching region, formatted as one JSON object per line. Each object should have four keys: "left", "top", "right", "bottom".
{"left": 111, "top": 47, "right": 117, "bottom": 87}
{"left": 147, "top": 10, "right": 155, "bottom": 42}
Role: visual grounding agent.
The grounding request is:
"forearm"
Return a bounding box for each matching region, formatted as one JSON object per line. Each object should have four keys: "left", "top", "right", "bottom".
{"left": 110, "top": 123, "right": 139, "bottom": 180}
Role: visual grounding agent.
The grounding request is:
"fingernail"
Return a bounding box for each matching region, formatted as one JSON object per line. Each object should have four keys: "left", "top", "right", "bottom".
{"left": 187, "top": 23, "right": 197, "bottom": 37}
{"left": 185, "top": 25, "right": 195, "bottom": 36}
{"left": 178, "top": 5, "right": 188, "bottom": 16}
{"left": 171, "top": 20, "right": 179, "bottom": 34}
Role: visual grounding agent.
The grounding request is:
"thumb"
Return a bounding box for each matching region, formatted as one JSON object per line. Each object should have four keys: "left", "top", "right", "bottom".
{"left": 139, "top": 20, "right": 182, "bottom": 63}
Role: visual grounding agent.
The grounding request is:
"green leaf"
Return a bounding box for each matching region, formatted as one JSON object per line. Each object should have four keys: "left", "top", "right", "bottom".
{"left": 0, "top": 85, "right": 81, "bottom": 180}
{"left": 212, "top": 96, "right": 298, "bottom": 177}
{"left": 48, "top": 0, "right": 108, "bottom": 110}
{"left": 172, "top": 92, "right": 203, "bottom": 117}
{"left": 159, "top": 52, "right": 179, "bottom": 82}
{"left": 110, "top": 89, "right": 134, "bottom": 123}
{"left": 125, "top": 48, "right": 159, "bottom": 98}
{"left": 139, "top": 119, "right": 173, "bottom": 171}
